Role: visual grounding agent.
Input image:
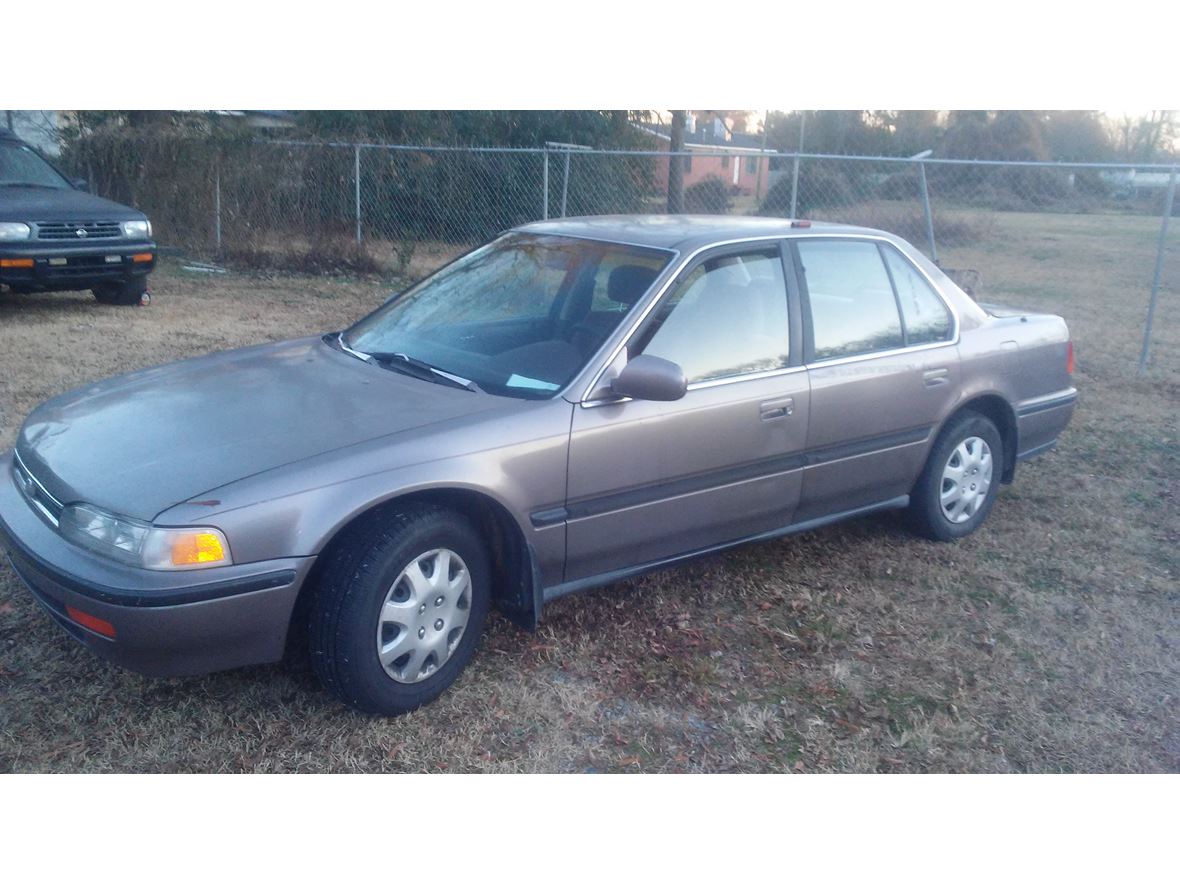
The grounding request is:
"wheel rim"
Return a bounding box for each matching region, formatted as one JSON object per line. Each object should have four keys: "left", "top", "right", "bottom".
{"left": 939, "top": 436, "right": 993, "bottom": 524}
{"left": 376, "top": 548, "right": 472, "bottom": 684}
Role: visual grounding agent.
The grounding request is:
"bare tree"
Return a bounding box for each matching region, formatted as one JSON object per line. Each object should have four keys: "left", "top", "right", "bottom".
{"left": 667, "top": 110, "right": 685, "bottom": 213}
{"left": 1114, "top": 111, "right": 1178, "bottom": 162}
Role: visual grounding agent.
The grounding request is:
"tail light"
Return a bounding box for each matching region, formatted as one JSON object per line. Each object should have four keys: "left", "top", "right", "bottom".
{"left": 1066, "top": 340, "right": 1075, "bottom": 375}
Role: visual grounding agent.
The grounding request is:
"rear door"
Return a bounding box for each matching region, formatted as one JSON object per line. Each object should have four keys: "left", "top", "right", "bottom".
{"left": 792, "top": 237, "right": 959, "bottom": 522}
{"left": 562, "top": 242, "right": 810, "bottom": 582}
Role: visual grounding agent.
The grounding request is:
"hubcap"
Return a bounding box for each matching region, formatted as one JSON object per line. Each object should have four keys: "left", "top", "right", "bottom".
{"left": 939, "top": 436, "right": 993, "bottom": 524}
{"left": 376, "top": 548, "right": 472, "bottom": 684}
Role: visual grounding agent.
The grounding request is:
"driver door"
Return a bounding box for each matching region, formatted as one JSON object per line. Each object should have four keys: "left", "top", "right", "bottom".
{"left": 562, "top": 242, "right": 810, "bottom": 582}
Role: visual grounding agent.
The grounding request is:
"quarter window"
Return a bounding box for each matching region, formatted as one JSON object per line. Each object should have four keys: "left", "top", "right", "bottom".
{"left": 882, "top": 247, "right": 952, "bottom": 344}
{"left": 639, "top": 249, "right": 790, "bottom": 383}
{"left": 797, "top": 240, "right": 903, "bottom": 360}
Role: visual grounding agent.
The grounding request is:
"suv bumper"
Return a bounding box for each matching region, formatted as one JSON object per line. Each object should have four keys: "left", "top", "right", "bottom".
{"left": 0, "top": 240, "right": 157, "bottom": 291}
{"left": 0, "top": 449, "right": 313, "bottom": 677}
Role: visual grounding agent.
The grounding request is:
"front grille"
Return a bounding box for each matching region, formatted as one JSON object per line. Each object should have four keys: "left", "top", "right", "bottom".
{"left": 44, "top": 264, "right": 127, "bottom": 278}
{"left": 12, "top": 453, "right": 63, "bottom": 526}
{"left": 35, "top": 221, "right": 122, "bottom": 241}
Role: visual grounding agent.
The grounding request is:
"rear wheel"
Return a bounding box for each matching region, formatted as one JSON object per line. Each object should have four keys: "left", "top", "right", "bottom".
{"left": 93, "top": 277, "right": 149, "bottom": 306}
{"left": 308, "top": 504, "right": 490, "bottom": 715}
{"left": 909, "top": 412, "right": 1003, "bottom": 541}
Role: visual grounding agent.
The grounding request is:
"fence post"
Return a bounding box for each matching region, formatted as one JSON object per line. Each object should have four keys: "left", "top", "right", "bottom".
{"left": 213, "top": 157, "right": 222, "bottom": 252}
{"left": 542, "top": 149, "right": 549, "bottom": 220}
{"left": 789, "top": 153, "right": 801, "bottom": 218}
{"left": 1138, "top": 166, "right": 1177, "bottom": 374}
{"left": 354, "top": 145, "right": 362, "bottom": 244}
{"left": 560, "top": 148, "right": 571, "bottom": 218}
{"left": 917, "top": 160, "right": 938, "bottom": 264}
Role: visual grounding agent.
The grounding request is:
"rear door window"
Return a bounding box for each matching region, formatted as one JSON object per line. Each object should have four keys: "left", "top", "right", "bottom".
{"left": 882, "top": 246, "right": 952, "bottom": 345}
{"left": 796, "top": 240, "right": 903, "bottom": 360}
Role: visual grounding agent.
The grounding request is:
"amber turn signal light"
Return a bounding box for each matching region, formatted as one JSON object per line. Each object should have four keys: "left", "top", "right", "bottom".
{"left": 0, "top": 258, "right": 35, "bottom": 268}
{"left": 169, "top": 531, "right": 228, "bottom": 567}
{"left": 131, "top": 253, "right": 154, "bottom": 263}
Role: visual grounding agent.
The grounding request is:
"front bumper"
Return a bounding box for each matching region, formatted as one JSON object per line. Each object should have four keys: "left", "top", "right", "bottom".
{"left": 0, "top": 240, "right": 156, "bottom": 291}
{"left": 0, "top": 449, "right": 314, "bottom": 677}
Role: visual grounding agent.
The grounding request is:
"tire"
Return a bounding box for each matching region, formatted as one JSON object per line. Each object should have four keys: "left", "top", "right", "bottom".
{"left": 908, "top": 411, "right": 1004, "bottom": 542}
{"left": 308, "top": 504, "right": 491, "bottom": 715}
{"left": 93, "top": 277, "right": 149, "bottom": 306}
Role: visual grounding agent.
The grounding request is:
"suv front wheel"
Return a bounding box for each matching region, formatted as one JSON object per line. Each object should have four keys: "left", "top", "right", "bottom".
{"left": 92, "top": 277, "right": 149, "bottom": 306}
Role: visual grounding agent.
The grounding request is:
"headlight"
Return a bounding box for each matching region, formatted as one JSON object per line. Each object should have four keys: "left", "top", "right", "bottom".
{"left": 120, "top": 219, "right": 152, "bottom": 239}
{"left": 0, "top": 222, "right": 31, "bottom": 241}
{"left": 59, "top": 503, "right": 232, "bottom": 570}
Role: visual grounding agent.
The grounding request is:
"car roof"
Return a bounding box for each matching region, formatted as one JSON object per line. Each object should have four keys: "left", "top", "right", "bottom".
{"left": 514, "top": 214, "right": 892, "bottom": 252}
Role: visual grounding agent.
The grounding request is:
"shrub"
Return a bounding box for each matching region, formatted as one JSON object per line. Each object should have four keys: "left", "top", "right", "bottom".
{"left": 1072, "top": 169, "right": 1111, "bottom": 198}
{"left": 684, "top": 176, "right": 731, "bottom": 214}
{"left": 877, "top": 171, "right": 921, "bottom": 201}
{"left": 759, "top": 166, "right": 858, "bottom": 217}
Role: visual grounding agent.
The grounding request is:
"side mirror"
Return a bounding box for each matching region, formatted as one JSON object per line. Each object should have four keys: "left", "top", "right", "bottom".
{"left": 71, "top": 178, "right": 89, "bottom": 191}
{"left": 610, "top": 354, "right": 687, "bottom": 402}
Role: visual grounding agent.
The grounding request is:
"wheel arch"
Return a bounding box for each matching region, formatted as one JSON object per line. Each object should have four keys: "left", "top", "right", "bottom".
{"left": 936, "top": 393, "right": 1018, "bottom": 483}
{"left": 287, "top": 487, "right": 540, "bottom": 657}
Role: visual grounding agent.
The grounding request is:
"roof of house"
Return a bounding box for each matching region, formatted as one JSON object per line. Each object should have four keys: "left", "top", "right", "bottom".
{"left": 634, "top": 123, "right": 772, "bottom": 153}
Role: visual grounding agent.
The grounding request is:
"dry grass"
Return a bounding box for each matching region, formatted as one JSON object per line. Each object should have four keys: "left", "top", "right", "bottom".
{"left": 0, "top": 211, "right": 1176, "bottom": 772}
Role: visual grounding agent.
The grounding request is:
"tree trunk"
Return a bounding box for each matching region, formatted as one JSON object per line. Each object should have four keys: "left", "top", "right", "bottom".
{"left": 667, "top": 110, "right": 686, "bottom": 213}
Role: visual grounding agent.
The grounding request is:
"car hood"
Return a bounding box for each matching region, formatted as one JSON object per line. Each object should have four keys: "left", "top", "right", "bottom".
{"left": 16, "top": 337, "right": 504, "bottom": 521}
{"left": 0, "top": 185, "right": 146, "bottom": 223}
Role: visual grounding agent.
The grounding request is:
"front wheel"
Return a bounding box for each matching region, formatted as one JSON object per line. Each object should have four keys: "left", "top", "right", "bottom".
{"left": 308, "top": 504, "right": 490, "bottom": 715}
{"left": 908, "top": 412, "right": 1003, "bottom": 541}
{"left": 92, "top": 277, "right": 149, "bottom": 306}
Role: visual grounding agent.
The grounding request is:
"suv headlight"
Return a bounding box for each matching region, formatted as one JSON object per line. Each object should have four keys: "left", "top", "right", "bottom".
{"left": 120, "top": 219, "right": 152, "bottom": 239}
{"left": 59, "top": 503, "right": 232, "bottom": 570}
{"left": 0, "top": 222, "right": 32, "bottom": 241}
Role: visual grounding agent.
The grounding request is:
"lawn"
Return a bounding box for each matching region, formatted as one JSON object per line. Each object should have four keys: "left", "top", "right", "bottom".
{"left": 0, "top": 211, "right": 1176, "bottom": 772}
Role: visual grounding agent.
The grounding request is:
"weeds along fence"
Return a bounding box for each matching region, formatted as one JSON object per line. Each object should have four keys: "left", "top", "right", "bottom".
{"left": 64, "top": 134, "right": 1178, "bottom": 370}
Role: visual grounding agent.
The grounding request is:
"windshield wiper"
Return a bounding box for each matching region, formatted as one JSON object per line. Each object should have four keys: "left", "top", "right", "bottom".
{"left": 333, "top": 333, "right": 478, "bottom": 391}
{"left": 334, "top": 331, "right": 373, "bottom": 363}
{"left": 371, "top": 352, "right": 480, "bottom": 392}
{"left": 0, "top": 182, "right": 59, "bottom": 188}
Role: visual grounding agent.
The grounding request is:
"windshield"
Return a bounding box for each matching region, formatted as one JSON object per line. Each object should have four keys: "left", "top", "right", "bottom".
{"left": 344, "top": 233, "right": 673, "bottom": 398}
{"left": 0, "top": 142, "right": 70, "bottom": 188}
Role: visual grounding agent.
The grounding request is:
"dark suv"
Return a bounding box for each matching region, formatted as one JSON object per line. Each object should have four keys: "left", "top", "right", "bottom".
{"left": 0, "top": 128, "right": 156, "bottom": 306}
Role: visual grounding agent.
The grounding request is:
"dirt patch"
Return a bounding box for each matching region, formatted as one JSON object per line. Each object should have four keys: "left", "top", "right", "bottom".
{"left": 0, "top": 213, "right": 1176, "bottom": 772}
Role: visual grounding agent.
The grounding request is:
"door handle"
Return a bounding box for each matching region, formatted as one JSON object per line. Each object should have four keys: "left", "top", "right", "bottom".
{"left": 923, "top": 368, "right": 950, "bottom": 387}
{"left": 760, "top": 397, "right": 794, "bottom": 420}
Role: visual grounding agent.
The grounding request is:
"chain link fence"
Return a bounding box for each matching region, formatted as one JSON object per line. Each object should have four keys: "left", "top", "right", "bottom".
{"left": 64, "top": 134, "right": 1178, "bottom": 370}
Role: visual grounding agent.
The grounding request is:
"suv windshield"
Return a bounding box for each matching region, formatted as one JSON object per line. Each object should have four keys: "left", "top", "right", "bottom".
{"left": 0, "top": 142, "right": 70, "bottom": 188}
{"left": 344, "top": 233, "right": 672, "bottom": 398}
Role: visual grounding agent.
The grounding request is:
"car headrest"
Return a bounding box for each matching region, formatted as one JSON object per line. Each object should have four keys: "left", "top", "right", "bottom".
{"left": 607, "top": 265, "right": 659, "bottom": 305}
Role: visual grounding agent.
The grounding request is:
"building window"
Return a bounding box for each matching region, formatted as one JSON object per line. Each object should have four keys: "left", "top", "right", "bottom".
{"left": 682, "top": 155, "right": 692, "bottom": 173}
{"left": 746, "top": 157, "right": 758, "bottom": 174}
{"left": 721, "top": 155, "right": 730, "bottom": 169}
